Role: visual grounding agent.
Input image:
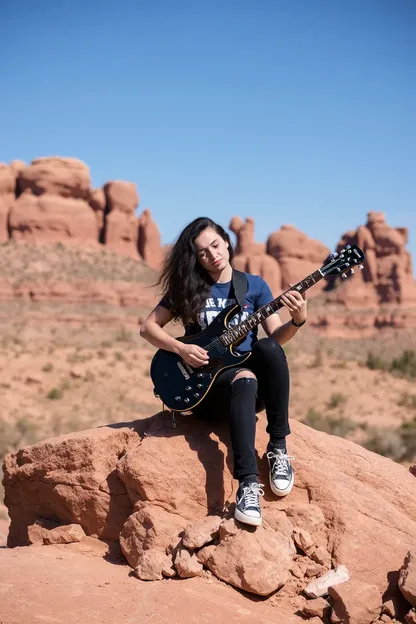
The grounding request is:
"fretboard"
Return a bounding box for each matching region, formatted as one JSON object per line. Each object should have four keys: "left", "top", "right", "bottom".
{"left": 220, "top": 269, "right": 323, "bottom": 347}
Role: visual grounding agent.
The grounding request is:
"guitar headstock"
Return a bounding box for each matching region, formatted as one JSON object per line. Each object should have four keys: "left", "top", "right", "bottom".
{"left": 320, "top": 244, "right": 365, "bottom": 279}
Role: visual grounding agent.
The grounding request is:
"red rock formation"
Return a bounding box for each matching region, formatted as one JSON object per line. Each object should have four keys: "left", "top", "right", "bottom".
{"left": 0, "top": 163, "right": 16, "bottom": 241}
{"left": 138, "top": 209, "right": 165, "bottom": 270}
{"left": 229, "top": 216, "right": 265, "bottom": 255}
{"left": 9, "top": 194, "right": 98, "bottom": 244}
{"left": 17, "top": 157, "right": 91, "bottom": 199}
{"left": 230, "top": 216, "right": 282, "bottom": 296}
{"left": 88, "top": 187, "right": 107, "bottom": 238}
{"left": 267, "top": 225, "right": 330, "bottom": 295}
{"left": 103, "top": 181, "right": 139, "bottom": 258}
{"left": 336, "top": 212, "right": 416, "bottom": 306}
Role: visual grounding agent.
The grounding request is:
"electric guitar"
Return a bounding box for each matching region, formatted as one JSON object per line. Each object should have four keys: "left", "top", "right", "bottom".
{"left": 151, "top": 244, "right": 365, "bottom": 411}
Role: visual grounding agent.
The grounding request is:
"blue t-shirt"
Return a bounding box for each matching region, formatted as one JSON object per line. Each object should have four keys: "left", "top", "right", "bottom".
{"left": 159, "top": 273, "right": 276, "bottom": 354}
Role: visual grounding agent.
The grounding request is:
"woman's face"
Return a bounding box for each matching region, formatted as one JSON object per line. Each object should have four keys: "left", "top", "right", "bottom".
{"left": 194, "top": 226, "right": 230, "bottom": 275}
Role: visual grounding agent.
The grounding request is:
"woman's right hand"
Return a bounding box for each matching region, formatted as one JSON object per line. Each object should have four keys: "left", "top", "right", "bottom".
{"left": 178, "top": 343, "right": 209, "bottom": 368}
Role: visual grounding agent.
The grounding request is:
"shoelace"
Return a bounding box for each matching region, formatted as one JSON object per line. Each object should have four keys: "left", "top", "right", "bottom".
{"left": 239, "top": 482, "right": 264, "bottom": 509}
{"left": 267, "top": 450, "right": 295, "bottom": 479}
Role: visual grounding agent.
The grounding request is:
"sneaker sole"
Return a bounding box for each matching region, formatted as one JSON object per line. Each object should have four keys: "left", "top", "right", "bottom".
{"left": 269, "top": 472, "right": 294, "bottom": 498}
{"left": 234, "top": 508, "right": 262, "bottom": 527}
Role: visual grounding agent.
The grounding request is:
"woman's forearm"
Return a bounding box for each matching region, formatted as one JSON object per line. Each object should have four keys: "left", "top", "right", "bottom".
{"left": 271, "top": 320, "right": 301, "bottom": 346}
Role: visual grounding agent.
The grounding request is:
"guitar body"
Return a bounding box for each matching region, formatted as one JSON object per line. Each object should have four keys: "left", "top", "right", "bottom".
{"left": 150, "top": 304, "right": 250, "bottom": 412}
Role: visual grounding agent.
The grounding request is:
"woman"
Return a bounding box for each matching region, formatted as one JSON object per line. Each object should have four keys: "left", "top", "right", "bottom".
{"left": 140, "top": 217, "right": 307, "bottom": 527}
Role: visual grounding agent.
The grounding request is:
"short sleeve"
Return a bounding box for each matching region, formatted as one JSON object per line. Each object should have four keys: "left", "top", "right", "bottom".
{"left": 157, "top": 296, "right": 170, "bottom": 310}
{"left": 255, "top": 277, "right": 275, "bottom": 310}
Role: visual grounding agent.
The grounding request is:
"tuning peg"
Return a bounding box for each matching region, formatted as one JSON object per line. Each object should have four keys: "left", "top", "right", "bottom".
{"left": 350, "top": 268, "right": 354, "bottom": 274}
{"left": 358, "top": 265, "right": 364, "bottom": 270}
{"left": 346, "top": 244, "right": 351, "bottom": 249}
{"left": 341, "top": 272, "right": 347, "bottom": 279}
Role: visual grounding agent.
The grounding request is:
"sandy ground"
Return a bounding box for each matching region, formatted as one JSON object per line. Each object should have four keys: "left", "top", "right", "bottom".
{"left": 0, "top": 545, "right": 305, "bottom": 624}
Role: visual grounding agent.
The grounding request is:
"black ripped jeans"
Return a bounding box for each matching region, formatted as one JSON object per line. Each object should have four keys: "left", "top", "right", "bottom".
{"left": 193, "top": 337, "right": 290, "bottom": 481}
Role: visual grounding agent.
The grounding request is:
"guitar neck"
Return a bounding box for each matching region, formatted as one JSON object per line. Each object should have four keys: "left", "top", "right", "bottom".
{"left": 221, "top": 269, "right": 323, "bottom": 346}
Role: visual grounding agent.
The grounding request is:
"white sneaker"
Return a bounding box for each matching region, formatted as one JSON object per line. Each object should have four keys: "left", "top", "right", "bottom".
{"left": 267, "top": 445, "right": 295, "bottom": 497}
{"left": 234, "top": 481, "right": 264, "bottom": 527}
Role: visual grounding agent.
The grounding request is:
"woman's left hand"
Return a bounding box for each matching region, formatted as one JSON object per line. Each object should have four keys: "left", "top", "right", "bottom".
{"left": 280, "top": 285, "right": 307, "bottom": 325}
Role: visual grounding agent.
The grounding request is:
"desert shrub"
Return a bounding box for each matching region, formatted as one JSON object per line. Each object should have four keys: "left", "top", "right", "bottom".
{"left": 0, "top": 417, "right": 39, "bottom": 460}
{"left": 390, "top": 350, "right": 416, "bottom": 380}
{"left": 302, "top": 408, "right": 358, "bottom": 438}
{"left": 366, "top": 349, "right": 416, "bottom": 381}
{"left": 47, "top": 387, "right": 63, "bottom": 400}
{"left": 42, "top": 362, "right": 53, "bottom": 372}
{"left": 327, "top": 392, "right": 347, "bottom": 409}
{"left": 399, "top": 418, "right": 416, "bottom": 460}
{"left": 114, "top": 351, "right": 124, "bottom": 361}
{"left": 115, "top": 326, "right": 134, "bottom": 343}
{"left": 366, "top": 352, "right": 388, "bottom": 371}
{"left": 398, "top": 393, "right": 416, "bottom": 409}
{"left": 362, "top": 428, "right": 407, "bottom": 462}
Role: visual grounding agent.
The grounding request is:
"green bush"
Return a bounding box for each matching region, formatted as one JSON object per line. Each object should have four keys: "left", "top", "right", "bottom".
{"left": 302, "top": 408, "right": 358, "bottom": 438}
{"left": 366, "top": 349, "right": 416, "bottom": 381}
{"left": 362, "top": 428, "right": 407, "bottom": 462}
{"left": 0, "top": 417, "right": 39, "bottom": 460}
{"left": 47, "top": 387, "right": 63, "bottom": 400}
{"left": 327, "top": 392, "right": 347, "bottom": 409}
{"left": 366, "top": 352, "right": 388, "bottom": 371}
{"left": 399, "top": 418, "right": 416, "bottom": 460}
{"left": 391, "top": 350, "right": 416, "bottom": 380}
{"left": 398, "top": 393, "right": 416, "bottom": 409}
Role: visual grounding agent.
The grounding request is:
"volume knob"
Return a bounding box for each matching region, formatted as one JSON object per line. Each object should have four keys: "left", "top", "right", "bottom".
{"left": 185, "top": 386, "right": 192, "bottom": 392}
{"left": 197, "top": 383, "right": 203, "bottom": 389}
{"left": 184, "top": 397, "right": 190, "bottom": 404}
{"left": 174, "top": 396, "right": 182, "bottom": 402}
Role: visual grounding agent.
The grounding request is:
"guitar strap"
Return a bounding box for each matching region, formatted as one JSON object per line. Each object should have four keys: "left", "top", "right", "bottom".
{"left": 232, "top": 269, "right": 248, "bottom": 308}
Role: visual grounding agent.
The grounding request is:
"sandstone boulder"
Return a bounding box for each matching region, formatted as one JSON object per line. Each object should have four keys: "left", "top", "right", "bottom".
{"left": 399, "top": 548, "right": 416, "bottom": 607}
{"left": 4, "top": 411, "right": 416, "bottom": 600}
{"left": 182, "top": 514, "right": 222, "bottom": 549}
{"left": 3, "top": 426, "right": 138, "bottom": 545}
{"left": 9, "top": 193, "right": 98, "bottom": 244}
{"left": 17, "top": 157, "right": 91, "bottom": 199}
{"left": 134, "top": 549, "right": 176, "bottom": 580}
{"left": 329, "top": 579, "right": 382, "bottom": 624}
{"left": 119, "top": 504, "right": 186, "bottom": 568}
{"left": 206, "top": 524, "right": 295, "bottom": 595}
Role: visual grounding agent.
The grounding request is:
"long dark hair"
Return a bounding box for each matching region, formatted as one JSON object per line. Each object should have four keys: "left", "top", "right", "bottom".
{"left": 158, "top": 217, "right": 234, "bottom": 324}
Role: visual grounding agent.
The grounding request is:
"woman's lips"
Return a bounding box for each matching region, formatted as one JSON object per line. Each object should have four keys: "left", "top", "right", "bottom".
{"left": 212, "top": 259, "right": 221, "bottom": 266}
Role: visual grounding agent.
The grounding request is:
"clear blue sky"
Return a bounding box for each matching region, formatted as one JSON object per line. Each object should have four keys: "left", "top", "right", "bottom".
{"left": 1, "top": 0, "right": 415, "bottom": 265}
